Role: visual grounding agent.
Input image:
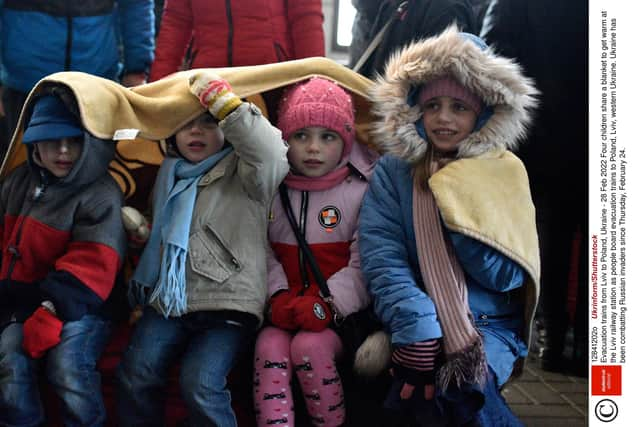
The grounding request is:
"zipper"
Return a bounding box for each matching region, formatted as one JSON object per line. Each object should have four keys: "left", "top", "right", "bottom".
{"left": 6, "top": 181, "right": 48, "bottom": 287}
{"left": 274, "top": 42, "right": 287, "bottom": 62}
{"left": 225, "top": 0, "right": 233, "bottom": 65}
{"left": 0, "top": 179, "right": 45, "bottom": 327}
{"left": 297, "top": 191, "right": 310, "bottom": 293}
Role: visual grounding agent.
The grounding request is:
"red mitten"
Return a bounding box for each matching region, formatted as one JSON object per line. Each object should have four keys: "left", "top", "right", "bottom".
{"left": 289, "top": 295, "right": 332, "bottom": 332}
{"left": 22, "top": 307, "right": 63, "bottom": 358}
{"left": 269, "top": 291, "right": 297, "bottom": 330}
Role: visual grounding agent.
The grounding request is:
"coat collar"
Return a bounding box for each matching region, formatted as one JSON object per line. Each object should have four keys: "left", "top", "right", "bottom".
{"left": 198, "top": 151, "right": 236, "bottom": 186}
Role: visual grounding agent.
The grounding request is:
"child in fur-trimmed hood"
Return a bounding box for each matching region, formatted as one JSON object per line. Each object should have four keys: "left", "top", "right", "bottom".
{"left": 358, "top": 26, "right": 540, "bottom": 426}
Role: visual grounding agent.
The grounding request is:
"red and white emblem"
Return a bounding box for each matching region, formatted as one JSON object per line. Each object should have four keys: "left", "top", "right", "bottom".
{"left": 318, "top": 206, "right": 341, "bottom": 229}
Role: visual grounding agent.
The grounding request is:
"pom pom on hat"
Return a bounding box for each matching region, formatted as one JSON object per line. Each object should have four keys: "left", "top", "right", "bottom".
{"left": 277, "top": 77, "right": 355, "bottom": 159}
{"left": 418, "top": 76, "right": 483, "bottom": 115}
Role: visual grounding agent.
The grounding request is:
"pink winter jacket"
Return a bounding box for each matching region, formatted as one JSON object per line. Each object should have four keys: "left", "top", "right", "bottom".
{"left": 267, "top": 143, "right": 378, "bottom": 318}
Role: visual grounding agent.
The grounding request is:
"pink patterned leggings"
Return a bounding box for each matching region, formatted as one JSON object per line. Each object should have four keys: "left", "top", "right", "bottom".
{"left": 253, "top": 326, "right": 345, "bottom": 426}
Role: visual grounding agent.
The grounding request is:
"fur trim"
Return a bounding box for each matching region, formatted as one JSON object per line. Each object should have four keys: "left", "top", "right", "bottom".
{"left": 436, "top": 338, "right": 488, "bottom": 390}
{"left": 353, "top": 330, "right": 392, "bottom": 377}
{"left": 351, "top": 331, "right": 488, "bottom": 389}
{"left": 369, "top": 26, "right": 538, "bottom": 163}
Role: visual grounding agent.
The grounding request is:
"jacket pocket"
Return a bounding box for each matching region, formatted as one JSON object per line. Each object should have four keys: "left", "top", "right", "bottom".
{"left": 189, "top": 224, "right": 243, "bottom": 283}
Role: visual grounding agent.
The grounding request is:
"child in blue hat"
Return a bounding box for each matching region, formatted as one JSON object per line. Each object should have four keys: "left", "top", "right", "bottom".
{"left": 0, "top": 93, "right": 126, "bottom": 426}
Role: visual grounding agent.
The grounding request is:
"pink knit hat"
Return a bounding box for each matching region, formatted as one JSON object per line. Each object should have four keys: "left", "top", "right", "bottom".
{"left": 277, "top": 77, "right": 355, "bottom": 159}
{"left": 418, "top": 76, "right": 483, "bottom": 115}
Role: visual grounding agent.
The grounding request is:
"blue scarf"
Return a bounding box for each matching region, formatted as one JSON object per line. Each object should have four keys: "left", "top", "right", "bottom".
{"left": 131, "top": 147, "right": 232, "bottom": 317}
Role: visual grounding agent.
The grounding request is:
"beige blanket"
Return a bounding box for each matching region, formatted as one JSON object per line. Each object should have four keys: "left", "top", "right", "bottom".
{"left": 1, "top": 57, "right": 374, "bottom": 191}
{"left": 430, "top": 149, "right": 540, "bottom": 354}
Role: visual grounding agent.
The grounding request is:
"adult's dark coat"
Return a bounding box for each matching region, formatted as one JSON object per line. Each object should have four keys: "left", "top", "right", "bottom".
{"left": 350, "top": 0, "right": 478, "bottom": 78}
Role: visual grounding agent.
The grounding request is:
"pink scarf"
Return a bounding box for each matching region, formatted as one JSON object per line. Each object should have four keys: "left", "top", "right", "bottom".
{"left": 284, "top": 142, "right": 354, "bottom": 191}
{"left": 283, "top": 165, "right": 350, "bottom": 191}
{"left": 413, "top": 169, "right": 487, "bottom": 390}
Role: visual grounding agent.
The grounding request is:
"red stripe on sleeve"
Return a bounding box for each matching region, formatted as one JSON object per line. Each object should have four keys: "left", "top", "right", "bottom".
{"left": 55, "top": 242, "right": 122, "bottom": 300}
{"left": 2, "top": 215, "right": 70, "bottom": 282}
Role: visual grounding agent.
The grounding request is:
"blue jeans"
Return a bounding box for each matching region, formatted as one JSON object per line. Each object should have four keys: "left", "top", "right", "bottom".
{"left": 116, "top": 308, "right": 253, "bottom": 427}
{"left": 0, "top": 315, "right": 112, "bottom": 427}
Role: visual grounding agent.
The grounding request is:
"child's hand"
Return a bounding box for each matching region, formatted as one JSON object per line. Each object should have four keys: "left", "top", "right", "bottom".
{"left": 390, "top": 339, "right": 441, "bottom": 400}
{"left": 122, "top": 206, "right": 150, "bottom": 248}
{"left": 188, "top": 72, "right": 242, "bottom": 121}
{"left": 128, "top": 305, "right": 144, "bottom": 325}
{"left": 288, "top": 295, "right": 331, "bottom": 332}
{"left": 22, "top": 304, "right": 63, "bottom": 358}
{"left": 269, "top": 291, "right": 297, "bottom": 330}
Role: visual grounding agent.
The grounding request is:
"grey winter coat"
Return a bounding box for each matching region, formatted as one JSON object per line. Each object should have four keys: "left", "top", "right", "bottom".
{"left": 166, "top": 103, "right": 289, "bottom": 324}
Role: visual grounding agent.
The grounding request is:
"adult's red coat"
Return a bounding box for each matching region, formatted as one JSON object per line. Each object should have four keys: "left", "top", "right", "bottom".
{"left": 150, "top": 0, "right": 326, "bottom": 81}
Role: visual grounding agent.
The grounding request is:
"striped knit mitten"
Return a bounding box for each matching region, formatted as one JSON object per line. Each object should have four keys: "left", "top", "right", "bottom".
{"left": 391, "top": 339, "right": 441, "bottom": 400}
{"left": 188, "top": 72, "right": 242, "bottom": 121}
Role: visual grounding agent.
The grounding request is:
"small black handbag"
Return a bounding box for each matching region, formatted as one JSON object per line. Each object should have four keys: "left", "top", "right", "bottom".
{"left": 278, "top": 184, "right": 382, "bottom": 361}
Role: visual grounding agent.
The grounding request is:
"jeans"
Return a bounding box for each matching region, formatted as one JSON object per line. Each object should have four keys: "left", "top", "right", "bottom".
{"left": 0, "top": 315, "right": 112, "bottom": 427}
{"left": 116, "top": 308, "right": 253, "bottom": 427}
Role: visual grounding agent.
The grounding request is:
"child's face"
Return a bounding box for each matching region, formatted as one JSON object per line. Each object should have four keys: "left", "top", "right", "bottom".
{"left": 34, "top": 137, "right": 83, "bottom": 178}
{"left": 174, "top": 113, "right": 225, "bottom": 163}
{"left": 421, "top": 96, "right": 478, "bottom": 153}
{"left": 287, "top": 127, "right": 345, "bottom": 178}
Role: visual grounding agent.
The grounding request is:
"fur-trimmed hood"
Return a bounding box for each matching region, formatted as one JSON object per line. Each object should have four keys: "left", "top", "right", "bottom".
{"left": 369, "top": 26, "right": 538, "bottom": 163}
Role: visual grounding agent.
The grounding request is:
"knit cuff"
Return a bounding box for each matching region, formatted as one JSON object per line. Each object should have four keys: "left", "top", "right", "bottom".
{"left": 392, "top": 339, "right": 441, "bottom": 385}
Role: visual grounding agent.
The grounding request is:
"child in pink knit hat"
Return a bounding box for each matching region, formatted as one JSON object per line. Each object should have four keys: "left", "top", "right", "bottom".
{"left": 252, "top": 77, "right": 377, "bottom": 427}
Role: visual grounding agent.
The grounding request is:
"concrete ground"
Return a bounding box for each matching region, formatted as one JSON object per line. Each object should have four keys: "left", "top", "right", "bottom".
{"left": 504, "top": 354, "right": 587, "bottom": 426}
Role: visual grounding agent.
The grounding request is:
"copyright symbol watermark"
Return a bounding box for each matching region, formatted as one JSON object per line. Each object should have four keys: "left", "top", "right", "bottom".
{"left": 595, "top": 399, "right": 618, "bottom": 422}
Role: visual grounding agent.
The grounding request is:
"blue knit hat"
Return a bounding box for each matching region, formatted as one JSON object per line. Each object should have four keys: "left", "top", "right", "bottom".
{"left": 22, "top": 95, "right": 83, "bottom": 144}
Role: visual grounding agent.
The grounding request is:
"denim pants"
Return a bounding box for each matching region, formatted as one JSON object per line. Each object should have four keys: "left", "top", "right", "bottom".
{"left": 0, "top": 315, "right": 112, "bottom": 427}
{"left": 116, "top": 308, "right": 253, "bottom": 427}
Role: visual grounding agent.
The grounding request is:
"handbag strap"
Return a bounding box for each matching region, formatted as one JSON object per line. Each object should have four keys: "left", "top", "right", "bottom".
{"left": 352, "top": 1, "right": 409, "bottom": 74}
{"left": 278, "top": 184, "right": 342, "bottom": 319}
